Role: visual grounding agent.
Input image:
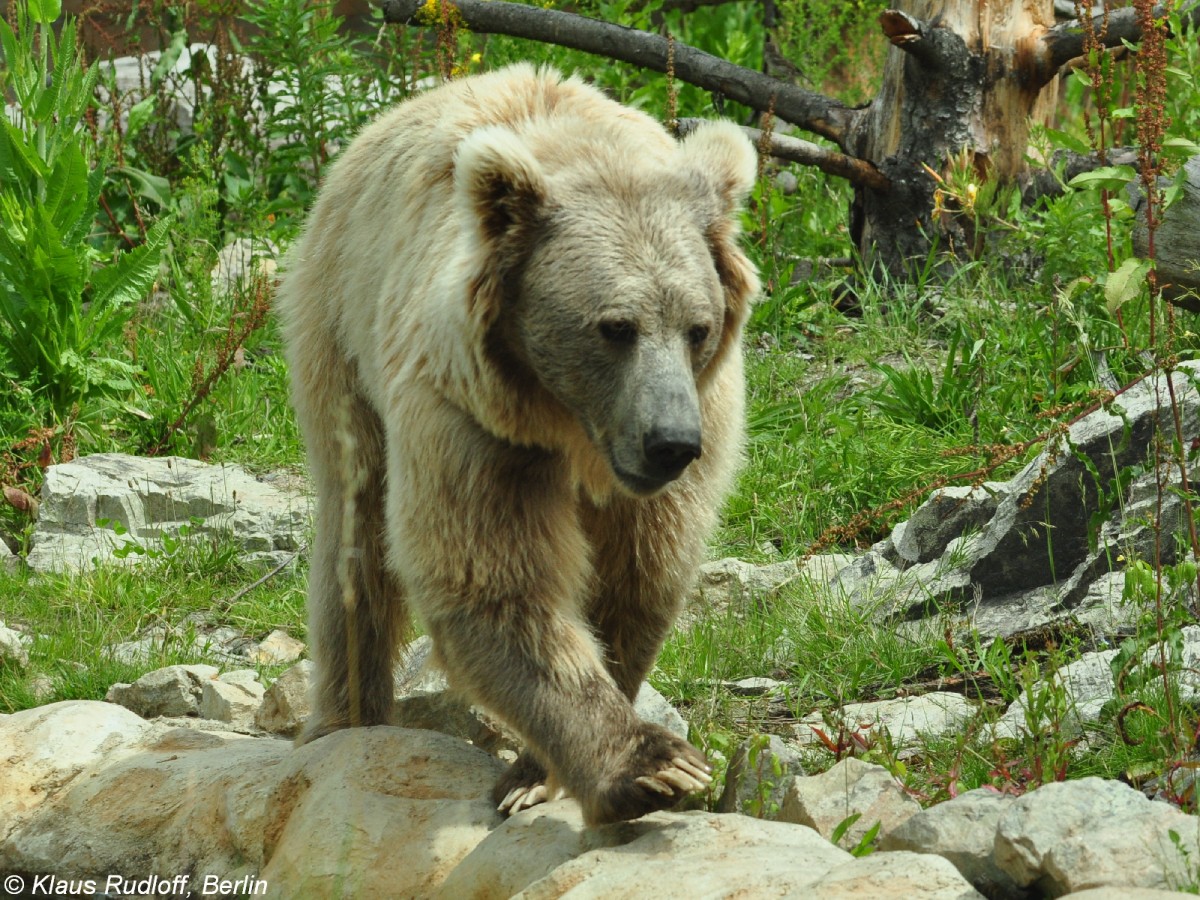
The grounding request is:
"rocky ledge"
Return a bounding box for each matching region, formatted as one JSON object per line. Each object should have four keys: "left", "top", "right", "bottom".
{"left": 0, "top": 699, "right": 1196, "bottom": 899}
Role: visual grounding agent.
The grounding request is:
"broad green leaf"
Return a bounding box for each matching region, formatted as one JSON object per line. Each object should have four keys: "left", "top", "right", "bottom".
{"left": 151, "top": 28, "right": 188, "bottom": 87}
{"left": 1105, "top": 257, "right": 1152, "bottom": 314}
{"left": 116, "top": 166, "right": 172, "bottom": 208}
{"left": 1043, "top": 127, "right": 1090, "bottom": 156}
{"left": 1068, "top": 165, "right": 1138, "bottom": 192}
{"left": 1164, "top": 136, "right": 1200, "bottom": 156}
{"left": 27, "top": 0, "right": 61, "bottom": 26}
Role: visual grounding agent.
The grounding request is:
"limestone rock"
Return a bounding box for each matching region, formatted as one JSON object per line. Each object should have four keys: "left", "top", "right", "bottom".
{"left": 779, "top": 757, "right": 921, "bottom": 848}
{"left": 258, "top": 728, "right": 504, "bottom": 897}
{"left": 0, "top": 538, "right": 18, "bottom": 573}
{"left": 255, "top": 660, "right": 313, "bottom": 736}
{"left": 199, "top": 671, "right": 265, "bottom": 727}
{"left": 794, "top": 693, "right": 976, "bottom": 749}
{"left": 880, "top": 787, "right": 1021, "bottom": 897}
{"left": 814, "top": 850, "right": 987, "bottom": 900}
{"left": 993, "top": 649, "right": 1119, "bottom": 740}
{"left": 993, "top": 777, "right": 1200, "bottom": 895}
{"left": 0, "top": 623, "right": 31, "bottom": 668}
{"left": 0, "top": 701, "right": 151, "bottom": 838}
{"left": 514, "top": 811, "right": 854, "bottom": 899}
{"left": 633, "top": 681, "right": 689, "bottom": 740}
{"left": 105, "top": 664, "right": 219, "bottom": 718}
{"left": 249, "top": 629, "right": 306, "bottom": 665}
{"left": 1, "top": 701, "right": 503, "bottom": 896}
{"left": 437, "top": 801, "right": 630, "bottom": 899}
{"left": 832, "top": 363, "right": 1200, "bottom": 637}
{"left": 800, "top": 552, "right": 858, "bottom": 585}
{"left": 27, "top": 453, "right": 310, "bottom": 573}
{"left": 891, "top": 484, "right": 1007, "bottom": 565}
{"left": 693, "top": 557, "right": 800, "bottom": 606}
{"left": 715, "top": 733, "right": 806, "bottom": 817}
{"left": 1062, "top": 890, "right": 1198, "bottom": 899}
{"left": 211, "top": 237, "right": 279, "bottom": 295}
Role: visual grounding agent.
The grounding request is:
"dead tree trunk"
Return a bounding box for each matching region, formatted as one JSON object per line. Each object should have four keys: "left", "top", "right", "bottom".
{"left": 381, "top": 0, "right": 1199, "bottom": 279}
{"left": 845, "top": 2, "right": 1061, "bottom": 272}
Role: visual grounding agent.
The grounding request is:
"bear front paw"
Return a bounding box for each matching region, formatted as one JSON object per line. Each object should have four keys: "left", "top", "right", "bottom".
{"left": 584, "top": 725, "right": 712, "bottom": 825}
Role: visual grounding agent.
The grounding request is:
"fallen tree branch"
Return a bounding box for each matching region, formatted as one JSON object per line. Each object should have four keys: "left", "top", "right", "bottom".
{"left": 1038, "top": 1, "right": 1200, "bottom": 84}
{"left": 879, "top": 9, "right": 943, "bottom": 71}
{"left": 678, "top": 117, "right": 891, "bottom": 190}
{"left": 380, "top": 0, "right": 859, "bottom": 146}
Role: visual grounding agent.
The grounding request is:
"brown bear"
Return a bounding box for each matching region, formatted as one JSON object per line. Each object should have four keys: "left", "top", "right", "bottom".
{"left": 276, "top": 64, "right": 759, "bottom": 826}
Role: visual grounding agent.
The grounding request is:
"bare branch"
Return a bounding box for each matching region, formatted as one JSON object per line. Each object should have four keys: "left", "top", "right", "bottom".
{"left": 380, "top": 0, "right": 859, "bottom": 146}
{"left": 678, "top": 117, "right": 890, "bottom": 190}
{"left": 879, "top": 9, "right": 941, "bottom": 70}
{"left": 1038, "top": 2, "right": 1200, "bottom": 84}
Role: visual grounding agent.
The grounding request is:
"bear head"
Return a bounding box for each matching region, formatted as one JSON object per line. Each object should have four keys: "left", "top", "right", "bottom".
{"left": 455, "top": 118, "right": 759, "bottom": 498}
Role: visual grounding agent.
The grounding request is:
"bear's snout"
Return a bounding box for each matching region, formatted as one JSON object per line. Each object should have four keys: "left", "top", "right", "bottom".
{"left": 643, "top": 423, "right": 701, "bottom": 480}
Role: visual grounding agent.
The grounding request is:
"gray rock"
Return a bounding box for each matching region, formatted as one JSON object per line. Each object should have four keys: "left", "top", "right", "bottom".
{"left": 1131, "top": 155, "right": 1200, "bottom": 296}
{"left": 892, "top": 484, "right": 1007, "bottom": 565}
{"left": 794, "top": 693, "right": 977, "bottom": 749}
{"left": 694, "top": 557, "right": 800, "bottom": 606}
{"left": 724, "top": 676, "right": 788, "bottom": 697}
{"left": 211, "top": 237, "right": 279, "bottom": 295}
{"left": 198, "top": 673, "right": 264, "bottom": 727}
{"left": 880, "top": 787, "right": 1021, "bottom": 897}
{"left": 436, "top": 801, "right": 629, "bottom": 899}
{"left": 1064, "top": 890, "right": 1200, "bottom": 899}
{"left": 815, "top": 851, "right": 987, "bottom": 900}
{"left": 994, "top": 777, "right": 1200, "bottom": 895}
{"left": 834, "top": 363, "right": 1200, "bottom": 638}
{"left": 27, "top": 454, "right": 310, "bottom": 573}
{"left": 0, "top": 624, "right": 31, "bottom": 668}
{"left": 633, "top": 682, "right": 690, "bottom": 740}
{"left": 0, "top": 539, "right": 18, "bottom": 574}
{"left": 105, "top": 664, "right": 219, "bottom": 718}
{"left": 799, "top": 552, "right": 858, "bottom": 585}
{"left": 515, "top": 809, "right": 855, "bottom": 899}
{"left": 963, "top": 368, "right": 1199, "bottom": 605}
{"left": 255, "top": 660, "right": 313, "bottom": 736}
{"left": 248, "top": 629, "right": 306, "bottom": 665}
{"left": 715, "top": 734, "right": 806, "bottom": 816}
{"left": 993, "top": 649, "right": 1119, "bottom": 739}
{"left": 779, "top": 757, "right": 921, "bottom": 848}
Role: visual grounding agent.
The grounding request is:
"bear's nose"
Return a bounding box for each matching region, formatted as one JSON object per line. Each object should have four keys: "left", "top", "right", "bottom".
{"left": 643, "top": 425, "right": 702, "bottom": 479}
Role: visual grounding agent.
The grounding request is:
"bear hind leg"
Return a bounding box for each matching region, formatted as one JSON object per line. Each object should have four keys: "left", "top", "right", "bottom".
{"left": 296, "top": 383, "right": 406, "bottom": 744}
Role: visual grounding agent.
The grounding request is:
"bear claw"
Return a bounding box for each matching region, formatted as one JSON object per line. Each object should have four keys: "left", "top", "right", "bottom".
{"left": 634, "top": 759, "right": 713, "bottom": 798}
{"left": 498, "top": 782, "right": 567, "bottom": 815}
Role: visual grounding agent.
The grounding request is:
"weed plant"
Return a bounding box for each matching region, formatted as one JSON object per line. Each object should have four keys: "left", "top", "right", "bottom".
{"left": 1, "top": 0, "right": 1200, "bottom": 828}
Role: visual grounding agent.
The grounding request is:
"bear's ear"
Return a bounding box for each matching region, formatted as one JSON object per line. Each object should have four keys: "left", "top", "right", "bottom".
{"left": 677, "top": 120, "right": 758, "bottom": 218}
{"left": 678, "top": 121, "right": 761, "bottom": 365}
{"left": 455, "top": 126, "right": 549, "bottom": 251}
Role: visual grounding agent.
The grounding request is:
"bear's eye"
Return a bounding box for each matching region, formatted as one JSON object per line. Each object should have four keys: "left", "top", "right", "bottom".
{"left": 688, "top": 325, "right": 711, "bottom": 348}
{"left": 599, "top": 320, "right": 638, "bottom": 345}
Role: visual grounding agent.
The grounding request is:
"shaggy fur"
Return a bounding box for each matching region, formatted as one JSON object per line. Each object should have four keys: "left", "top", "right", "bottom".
{"left": 277, "top": 64, "right": 759, "bottom": 825}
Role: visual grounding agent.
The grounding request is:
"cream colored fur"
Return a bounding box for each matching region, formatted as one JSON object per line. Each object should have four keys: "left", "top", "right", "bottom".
{"left": 277, "top": 64, "right": 759, "bottom": 825}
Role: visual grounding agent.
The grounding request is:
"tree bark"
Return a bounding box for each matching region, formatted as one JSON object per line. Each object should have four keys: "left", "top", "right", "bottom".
{"left": 844, "top": 1, "right": 1060, "bottom": 272}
